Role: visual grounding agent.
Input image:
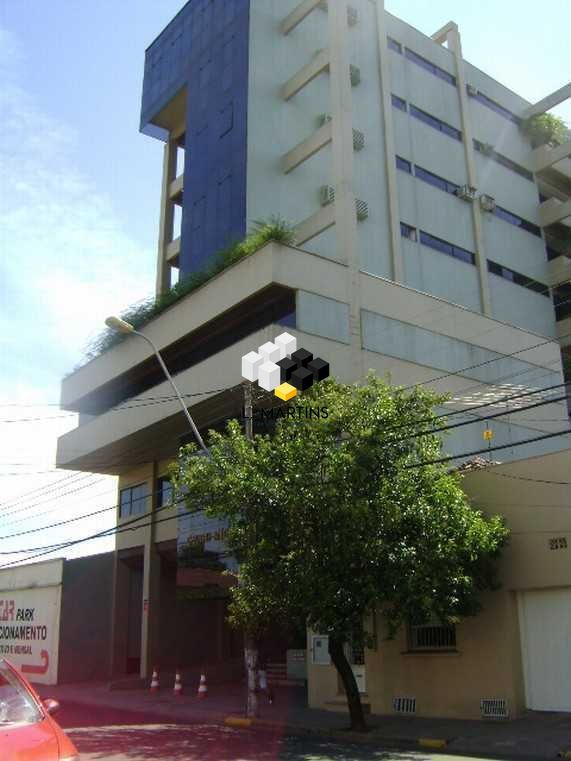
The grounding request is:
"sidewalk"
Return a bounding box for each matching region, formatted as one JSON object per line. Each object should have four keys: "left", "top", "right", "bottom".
{"left": 38, "top": 680, "right": 571, "bottom": 760}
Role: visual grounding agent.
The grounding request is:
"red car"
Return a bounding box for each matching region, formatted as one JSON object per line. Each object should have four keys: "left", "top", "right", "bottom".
{"left": 0, "top": 658, "right": 79, "bottom": 761}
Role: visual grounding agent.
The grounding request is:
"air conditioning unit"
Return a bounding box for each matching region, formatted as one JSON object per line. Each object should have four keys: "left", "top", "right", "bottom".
{"left": 480, "top": 142, "right": 495, "bottom": 156}
{"left": 352, "top": 128, "right": 365, "bottom": 151}
{"left": 480, "top": 194, "right": 496, "bottom": 212}
{"left": 320, "top": 185, "right": 335, "bottom": 207}
{"left": 355, "top": 199, "right": 369, "bottom": 221}
{"left": 316, "top": 113, "right": 332, "bottom": 128}
{"left": 347, "top": 6, "right": 359, "bottom": 26}
{"left": 466, "top": 83, "right": 478, "bottom": 97}
{"left": 456, "top": 185, "right": 477, "bottom": 202}
{"left": 350, "top": 65, "right": 361, "bottom": 87}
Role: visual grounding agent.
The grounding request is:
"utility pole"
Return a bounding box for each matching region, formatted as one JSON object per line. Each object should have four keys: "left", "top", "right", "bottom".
{"left": 242, "top": 381, "right": 259, "bottom": 718}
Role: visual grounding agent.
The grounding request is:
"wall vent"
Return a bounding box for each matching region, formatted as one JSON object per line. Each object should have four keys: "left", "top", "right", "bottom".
{"left": 480, "top": 698, "right": 509, "bottom": 719}
{"left": 393, "top": 696, "right": 416, "bottom": 714}
{"left": 355, "top": 199, "right": 369, "bottom": 221}
{"left": 456, "top": 185, "right": 477, "bottom": 202}
{"left": 347, "top": 7, "right": 359, "bottom": 26}
{"left": 352, "top": 129, "right": 365, "bottom": 151}
{"left": 466, "top": 83, "right": 478, "bottom": 97}
{"left": 480, "top": 194, "right": 496, "bottom": 212}
{"left": 320, "top": 185, "right": 335, "bottom": 207}
{"left": 350, "top": 65, "right": 361, "bottom": 87}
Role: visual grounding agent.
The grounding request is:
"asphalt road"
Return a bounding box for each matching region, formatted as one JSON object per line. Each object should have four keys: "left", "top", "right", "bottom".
{"left": 58, "top": 705, "right": 507, "bottom": 761}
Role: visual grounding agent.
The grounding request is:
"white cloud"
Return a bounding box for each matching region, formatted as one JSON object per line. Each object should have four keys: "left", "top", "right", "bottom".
{"left": 0, "top": 26, "right": 154, "bottom": 565}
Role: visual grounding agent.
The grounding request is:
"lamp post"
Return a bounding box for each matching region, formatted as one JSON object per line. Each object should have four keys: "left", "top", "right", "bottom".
{"left": 105, "top": 316, "right": 209, "bottom": 455}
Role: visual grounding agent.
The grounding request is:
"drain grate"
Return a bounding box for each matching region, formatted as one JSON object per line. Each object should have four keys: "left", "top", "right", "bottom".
{"left": 480, "top": 698, "right": 509, "bottom": 719}
{"left": 393, "top": 696, "right": 416, "bottom": 714}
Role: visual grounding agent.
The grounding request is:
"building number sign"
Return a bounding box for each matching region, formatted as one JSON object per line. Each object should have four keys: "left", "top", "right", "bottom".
{"left": 548, "top": 536, "right": 568, "bottom": 550}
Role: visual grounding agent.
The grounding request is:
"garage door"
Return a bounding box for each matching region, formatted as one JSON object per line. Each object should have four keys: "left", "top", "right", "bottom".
{"left": 519, "top": 589, "right": 571, "bottom": 711}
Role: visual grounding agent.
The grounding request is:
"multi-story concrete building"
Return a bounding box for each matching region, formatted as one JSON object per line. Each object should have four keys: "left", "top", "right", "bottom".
{"left": 57, "top": 0, "right": 571, "bottom": 718}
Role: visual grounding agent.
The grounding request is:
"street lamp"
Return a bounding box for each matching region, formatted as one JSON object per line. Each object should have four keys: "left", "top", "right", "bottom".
{"left": 105, "top": 316, "right": 209, "bottom": 455}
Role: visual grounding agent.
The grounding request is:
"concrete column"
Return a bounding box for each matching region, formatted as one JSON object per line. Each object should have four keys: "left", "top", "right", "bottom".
{"left": 375, "top": 0, "right": 404, "bottom": 284}
{"left": 140, "top": 463, "right": 161, "bottom": 679}
{"left": 156, "top": 139, "right": 177, "bottom": 296}
{"left": 444, "top": 25, "right": 492, "bottom": 316}
{"left": 327, "top": 0, "right": 363, "bottom": 373}
{"left": 108, "top": 549, "right": 130, "bottom": 678}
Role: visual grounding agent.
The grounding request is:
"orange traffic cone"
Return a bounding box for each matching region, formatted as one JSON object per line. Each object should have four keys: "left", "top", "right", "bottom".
{"left": 150, "top": 667, "right": 159, "bottom": 693}
{"left": 173, "top": 669, "right": 183, "bottom": 696}
{"left": 197, "top": 672, "right": 208, "bottom": 699}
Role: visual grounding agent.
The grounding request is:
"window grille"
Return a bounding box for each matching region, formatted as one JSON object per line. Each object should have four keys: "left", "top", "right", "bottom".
{"left": 480, "top": 698, "right": 509, "bottom": 718}
{"left": 393, "top": 696, "right": 416, "bottom": 714}
{"left": 408, "top": 621, "right": 456, "bottom": 650}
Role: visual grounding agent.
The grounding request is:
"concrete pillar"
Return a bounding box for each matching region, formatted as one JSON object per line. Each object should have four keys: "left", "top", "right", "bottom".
{"left": 156, "top": 139, "right": 178, "bottom": 296}
{"left": 140, "top": 463, "right": 161, "bottom": 679}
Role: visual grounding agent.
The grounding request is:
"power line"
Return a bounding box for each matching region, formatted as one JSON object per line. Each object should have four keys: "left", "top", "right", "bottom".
{"left": 484, "top": 471, "right": 571, "bottom": 486}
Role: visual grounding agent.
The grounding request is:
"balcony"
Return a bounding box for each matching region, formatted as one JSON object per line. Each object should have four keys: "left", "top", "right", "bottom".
{"left": 538, "top": 197, "right": 571, "bottom": 228}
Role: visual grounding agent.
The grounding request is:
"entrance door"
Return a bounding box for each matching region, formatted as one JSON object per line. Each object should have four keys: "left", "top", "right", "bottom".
{"left": 519, "top": 589, "right": 571, "bottom": 711}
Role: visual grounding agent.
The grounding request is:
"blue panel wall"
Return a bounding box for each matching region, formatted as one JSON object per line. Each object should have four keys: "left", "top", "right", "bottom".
{"left": 141, "top": 0, "right": 251, "bottom": 277}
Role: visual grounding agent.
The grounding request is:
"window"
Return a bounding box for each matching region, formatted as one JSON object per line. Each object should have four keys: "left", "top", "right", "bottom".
{"left": 493, "top": 205, "right": 542, "bottom": 238}
{"left": 414, "top": 165, "right": 460, "bottom": 195}
{"left": 396, "top": 155, "right": 412, "bottom": 174}
{"left": 473, "top": 140, "right": 533, "bottom": 182}
{"left": 387, "top": 36, "right": 402, "bottom": 54}
{"left": 157, "top": 476, "right": 173, "bottom": 509}
{"left": 408, "top": 621, "right": 457, "bottom": 651}
{"left": 119, "top": 483, "right": 148, "bottom": 519}
{"left": 400, "top": 221, "right": 417, "bottom": 240}
{"left": 553, "top": 284, "right": 571, "bottom": 321}
{"left": 410, "top": 105, "right": 462, "bottom": 141}
{"left": 311, "top": 635, "right": 331, "bottom": 664}
{"left": 391, "top": 93, "right": 407, "bottom": 112}
{"left": 487, "top": 260, "right": 549, "bottom": 297}
{"left": 405, "top": 47, "right": 456, "bottom": 86}
{"left": 469, "top": 89, "right": 521, "bottom": 125}
{"left": 419, "top": 230, "right": 475, "bottom": 265}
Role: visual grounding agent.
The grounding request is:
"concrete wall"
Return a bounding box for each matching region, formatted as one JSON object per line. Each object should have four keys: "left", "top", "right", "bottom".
{"left": 58, "top": 553, "right": 113, "bottom": 683}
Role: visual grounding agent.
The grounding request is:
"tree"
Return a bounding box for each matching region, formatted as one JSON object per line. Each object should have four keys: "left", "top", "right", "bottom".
{"left": 521, "top": 113, "right": 568, "bottom": 148}
{"left": 171, "top": 375, "right": 509, "bottom": 730}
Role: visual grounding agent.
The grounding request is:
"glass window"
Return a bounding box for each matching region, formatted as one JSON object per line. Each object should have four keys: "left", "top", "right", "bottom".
{"left": 487, "top": 260, "right": 549, "bottom": 297}
{"left": 493, "top": 206, "right": 542, "bottom": 238}
{"left": 420, "top": 231, "right": 475, "bottom": 265}
{"left": 410, "top": 105, "right": 462, "bottom": 141}
{"left": 400, "top": 222, "right": 417, "bottom": 240}
{"left": 405, "top": 48, "right": 456, "bottom": 86}
{"left": 396, "top": 155, "right": 412, "bottom": 173}
{"left": 387, "top": 37, "right": 402, "bottom": 54}
{"left": 157, "top": 476, "right": 173, "bottom": 509}
{"left": 391, "top": 94, "right": 407, "bottom": 111}
{"left": 0, "top": 660, "right": 42, "bottom": 725}
{"left": 473, "top": 140, "right": 533, "bottom": 181}
{"left": 414, "top": 165, "right": 459, "bottom": 195}
{"left": 119, "top": 483, "right": 148, "bottom": 518}
{"left": 471, "top": 90, "right": 521, "bottom": 125}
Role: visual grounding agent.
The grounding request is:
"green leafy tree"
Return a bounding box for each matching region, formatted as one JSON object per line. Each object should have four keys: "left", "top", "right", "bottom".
{"left": 172, "top": 375, "right": 509, "bottom": 729}
{"left": 521, "top": 113, "right": 568, "bottom": 148}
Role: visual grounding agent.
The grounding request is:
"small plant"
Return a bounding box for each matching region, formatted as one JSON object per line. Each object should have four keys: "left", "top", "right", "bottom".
{"left": 521, "top": 113, "right": 568, "bottom": 148}
{"left": 82, "top": 217, "right": 294, "bottom": 364}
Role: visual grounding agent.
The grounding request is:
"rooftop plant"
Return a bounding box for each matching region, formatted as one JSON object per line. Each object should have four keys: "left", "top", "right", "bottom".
{"left": 82, "top": 216, "right": 295, "bottom": 364}
{"left": 521, "top": 113, "right": 568, "bottom": 149}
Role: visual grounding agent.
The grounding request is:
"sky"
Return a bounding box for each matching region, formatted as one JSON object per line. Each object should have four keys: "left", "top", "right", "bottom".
{"left": 0, "top": 0, "right": 569, "bottom": 569}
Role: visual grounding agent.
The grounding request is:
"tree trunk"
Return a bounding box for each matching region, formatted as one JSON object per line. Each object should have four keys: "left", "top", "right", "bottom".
{"left": 244, "top": 637, "right": 259, "bottom": 718}
{"left": 328, "top": 636, "right": 367, "bottom": 732}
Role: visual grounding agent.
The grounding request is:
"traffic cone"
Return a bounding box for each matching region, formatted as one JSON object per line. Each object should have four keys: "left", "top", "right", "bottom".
{"left": 197, "top": 672, "right": 208, "bottom": 699}
{"left": 150, "top": 667, "right": 159, "bottom": 693}
{"left": 173, "top": 669, "right": 183, "bottom": 697}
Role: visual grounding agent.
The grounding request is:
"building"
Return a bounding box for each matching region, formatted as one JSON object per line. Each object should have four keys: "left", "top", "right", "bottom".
{"left": 56, "top": 0, "right": 571, "bottom": 717}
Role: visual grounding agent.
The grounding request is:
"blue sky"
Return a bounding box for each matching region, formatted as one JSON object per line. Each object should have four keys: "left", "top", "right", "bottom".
{"left": 0, "top": 0, "right": 569, "bottom": 566}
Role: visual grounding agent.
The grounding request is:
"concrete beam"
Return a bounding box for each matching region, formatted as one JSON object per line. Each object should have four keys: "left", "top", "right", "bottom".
{"left": 280, "top": 0, "right": 322, "bottom": 35}
{"left": 294, "top": 204, "right": 336, "bottom": 245}
{"left": 281, "top": 49, "right": 330, "bottom": 101}
{"left": 168, "top": 173, "right": 184, "bottom": 203}
{"left": 166, "top": 236, "right": 180, "bottom": 264}
{"left": 281, "top": 122, "right": 333, "bottom": 174}
{"left": 430, "top": 20, "right": 458, "bottom": 45}
{"left": 539, "top": 197, "right": 571, "bottom": 228}
{"left": 522, "top": 82, "right": 571, "bottom": 119}
{"left": 532, "top": 140, "right": 571, "bottom": 173}
{"left": 548, "top": 255, "right": 571, "bottom": 288}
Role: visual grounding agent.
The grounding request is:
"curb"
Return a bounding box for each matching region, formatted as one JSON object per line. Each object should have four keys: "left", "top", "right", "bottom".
{"left": 418, "top": 737, "right": 448, "bottom": 749}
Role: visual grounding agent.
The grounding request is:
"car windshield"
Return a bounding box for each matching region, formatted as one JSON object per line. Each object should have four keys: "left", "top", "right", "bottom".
{"left": 0, "top": 660, "right": 42, "bottom": 726}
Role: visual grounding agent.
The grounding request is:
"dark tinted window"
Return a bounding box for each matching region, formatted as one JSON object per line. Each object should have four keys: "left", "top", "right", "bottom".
{"left": 493, "top": 206, "right": 542, "bottom": 237}
{"left": 405, "top": 48, "right": 456, "bottom": 86}
{"left": 396, "top": 155, "right": 412, "bottom": 173}
{"left": 419, "top": 231, "right": 475, "bottom": 265}
{"left": 410, "top": 105, "right": 462, "bottom": 141}
{"left": 400, "top": 222, "right": 416, "bottom": 240}
{"left": 414, "top": 165, "right": 460, "bottom": 195}
{"left": 487, "top": 260, "right": 549, "bottom": 297}
{"left": 391, "top": 94, "right": 407, "bottom": 111}
{"left": 119, "top": 483, "right": 148, "bottom": 518}
{"left": 387, "top": 37, "right": 402, "bottom": 53}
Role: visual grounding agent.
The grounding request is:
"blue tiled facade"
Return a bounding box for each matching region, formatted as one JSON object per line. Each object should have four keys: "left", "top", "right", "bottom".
{"left": 141, "top": 0, "right": 250, "bottom": 276}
